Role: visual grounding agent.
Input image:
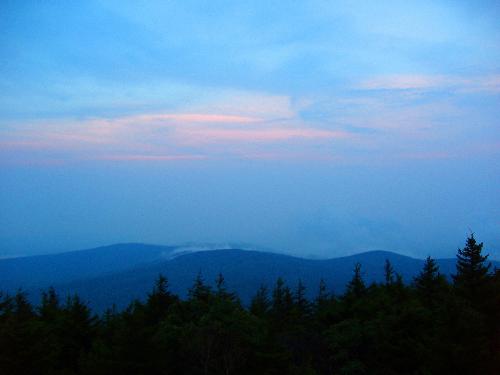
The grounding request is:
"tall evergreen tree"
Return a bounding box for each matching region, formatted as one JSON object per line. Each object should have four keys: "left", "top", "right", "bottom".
{"left": 384, "top": 259, "right": 395, "bottom": 285}
{"left": 146, "top": 274, "right": 177, "bottom": 324}
{"left": 215, "top": 273, "right": 237, "bottom": 302}
{"left": 39, "top": 287, "right": 60, "bottom": 321}
{"left": 345, "top": 263, "right": 366, "bottom": 299}
{"left": 316, "top": 278, "right": 329, "bottom": 304}
{"left": 250, "top": 285, "right": 270, "bottom": 317}
{"left": 414, "top": 256, "right": 447, "bottom": 306}
{"left": 188, "top": 272, "right": 212, "bottom": 303}
{"left": 13, "top": 290, "right": 34, "bottom": 321}
{"left": 271, "top": 277, "right": 293, "bottom": 320}
{"left": 294, "top": 279, "right": 310, "bottom": 317}
{"left": 453, "top": 234, "right": 491, "bottom": 301}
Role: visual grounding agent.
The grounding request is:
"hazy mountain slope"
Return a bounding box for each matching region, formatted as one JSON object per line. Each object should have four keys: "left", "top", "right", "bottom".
{"left": 4, "top": 245, "right": 498, "bottom": 312}
{"left": 0, "top": 243, "right": 174, "bottom": 291}
{"left": 40, "top": 249, "right": 494, "bottom": 312}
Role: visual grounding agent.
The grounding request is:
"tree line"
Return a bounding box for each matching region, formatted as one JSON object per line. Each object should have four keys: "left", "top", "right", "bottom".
{"left": 0, "top": 234, "right": 498, "bottom": 374}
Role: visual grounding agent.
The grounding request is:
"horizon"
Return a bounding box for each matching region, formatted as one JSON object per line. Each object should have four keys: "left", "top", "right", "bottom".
{"left": 1, "top": 1, "right": 499, "bottom": 259}
{"left": 3, "top": 240, "right": 500, "bottom": 263}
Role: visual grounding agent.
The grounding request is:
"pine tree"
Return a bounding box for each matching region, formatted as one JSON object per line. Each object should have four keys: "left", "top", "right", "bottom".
{"left": 39, "top": 286, "right": 60, "bottom": 320}
{"left": 453, "top": 234, "right": 491, "bottom": 301}
{"left": 294, "top": 279, "right": 310, "bottom": 317}
{"left": 0, "top": 292, "right": 14, "bottom": 317}
{"left": 315, "top": 278, "right": 331, "bottom": 315}
{"left": 345, "top": 263, "right": 366, "bottom": 299}
{"left": 188, "top": 272, "right": 212, "bottom": 303}
{"left": 317, "top": 279, "right": 329, "bottom": 302}
{"left": 271, "top": 277, "right": 293, "bottom": 319}
{"left": 146, "top": 274, "right": 177, "bottom": 323}
{"left": 384, "top": 259, "right": 395, "bottom": 285}
{"left": 414, "top": 256, "right": 447, "bottom": 307}
{"left": 215, "top": 273, "right": 237, "bottom": 302}
{"left": 61, "top": 295, "right": 96, "bottom": 372}
{"left": 250, "top": 285, "right": 270, "bottom": 317}
{"left": 13, "top": 290, "right": 34, "bottom": 322}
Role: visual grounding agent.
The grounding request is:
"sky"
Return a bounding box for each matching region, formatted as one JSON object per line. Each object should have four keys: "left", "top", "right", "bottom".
{"left": 1, "top": 0, "right": 499, "bottom": 259}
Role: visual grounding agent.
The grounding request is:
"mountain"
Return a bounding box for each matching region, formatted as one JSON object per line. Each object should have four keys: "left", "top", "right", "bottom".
{"left": 1, "top": 244, "right": 498, "bottom": 312}
{"left": 0, "top": 243, "right": 174, "bottom": 291}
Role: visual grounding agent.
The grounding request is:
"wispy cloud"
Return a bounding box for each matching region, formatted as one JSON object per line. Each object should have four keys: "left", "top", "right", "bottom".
{"left": 122, "top": 113, "right": 261, "bottom": 124}
{"left": 357, "top": 74, "right": 500, "bottom": 93}
{"left": 176, "top": 127, "right": 350, "bottom": 144}
{"left": 0, "top": 96, "right": 354, "bottom": 163}
{"left": 2, "top": 76, "right": 498, "bottom": 166}
{"left": 97, "top": 154, "right": 207, "bottom": 161}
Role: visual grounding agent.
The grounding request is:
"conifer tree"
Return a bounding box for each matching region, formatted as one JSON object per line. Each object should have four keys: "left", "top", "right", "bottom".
{"left": 384, "top": 259, "right": 395, "bottom": 285}
{"left": 0, "top": 292, "right": 13, "bottom": 317}
{"left": 146, "top": 274, "right": 176, "bottom": 323}
{"left": 215, "top": 273, "right": 237, "bottom": 302}
{"left": 294, "top": 279, "right": 310, "bottom": 317}
{"left": 414, "top": 256, "right": 446, "bottom": 306}
{"left": 345, "top": 263, "right": 366, "bottom": 298}
{"left": 188, "top": 272, "right": 212, "bottom": 302}
{"left": 250, "top": 285, "right": 270, "bottom": 317}
{"left": 453, "top": 234, "right": 491, "bottom": 301}
{"left": 13, "top": 290, "right": 34, "bottom": 321}
{"left": 271, "top": 277, "right": 293, "bottom": 319}
{"left": 317, "top": 278, "right": 329, "bottom": 303}
{"left": 40, "top": 287, "right": 60, "bottom": 321}
{"left": 315, "top": 278, "right": 331, "bottom": 315}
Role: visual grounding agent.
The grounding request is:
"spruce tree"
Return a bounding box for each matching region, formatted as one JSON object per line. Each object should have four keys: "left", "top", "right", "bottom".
{"left": 414, "top": 256, "right": 446, "bottom": 306}
{"left": 453, "top": 234, "right": 491, "bottom": 301}
{"left": 315, "top": 278, "right": 331, "bottom": 316}
{"left": 345, "top": 263, "right": 366, "bottom": 298}
{"left": 188, "top": 272, "right": 212, "bottom": 303}
{"left": 294, "top": 279, "right": 310, "bottom": 317}
{"left": 317, "top": 278, "right": 329, "bottom": 303}
{"left": 250, "top": 285, "right": 270, "bottom": 317}
{"left": 271, "top": 278, "right": 293, "bottom": 320}
{"left": 384, "top": 259, "right": 395, "bottom": 285}
{"left": 146, "top": 274, "right": 177, "bottom": 323}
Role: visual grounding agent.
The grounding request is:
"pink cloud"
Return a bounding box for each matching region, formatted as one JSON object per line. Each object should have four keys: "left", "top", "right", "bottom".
{"left": 0, "top": 140, "right": 54, "bottom": 149}
{"left": 399, "top": 151, "right": 452, "bottom": 160}
{"left": 132, "top": 113, "right": 261, "bottom": 124}
{"left": 97, "top": 154, "right": 207, "bottom": 161}
{"left": 357, "top": 74, "right": 500, "bottom": 93}
{"left": 236, "top": 151, "right": 345, "bottom": 162}
{"left": 358, "top": 75, "right": 447, "bottom": 90}
{"left": 177, "top": 127, "right": 350, "bottom": 143}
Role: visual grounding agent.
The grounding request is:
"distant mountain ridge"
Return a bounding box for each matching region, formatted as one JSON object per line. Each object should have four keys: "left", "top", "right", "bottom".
{"left": 1, "top": 243, "right": 498, "bottom": 312}
{"left": 0, "top": 243, "right": 175, "bottom": 291}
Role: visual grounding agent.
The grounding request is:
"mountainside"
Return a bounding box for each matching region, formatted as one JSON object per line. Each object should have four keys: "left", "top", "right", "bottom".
{"left": 2, "top": 244, "right": 498, "bottom": 312}
{"left": 2, "top": 244, "right": 497, "bottom": 312}
{"left": 48, "top": 250, "right": 459, "bottom": 310}
{"left": 0, "top": 243, "right": 174, "bottom": 291}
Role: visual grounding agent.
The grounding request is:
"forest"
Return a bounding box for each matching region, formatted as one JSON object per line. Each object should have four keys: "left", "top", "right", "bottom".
{"left": 0, "top": 234, "right": 498, "bottom": 375}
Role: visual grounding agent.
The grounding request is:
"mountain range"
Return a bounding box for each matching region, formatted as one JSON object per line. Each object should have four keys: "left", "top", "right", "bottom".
{"left": 1, "top": 243, "right": 498, "bottom": 312}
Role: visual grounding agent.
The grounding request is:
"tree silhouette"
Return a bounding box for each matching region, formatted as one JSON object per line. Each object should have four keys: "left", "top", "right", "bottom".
{"left": 453, "top": 233, "right": 492, "bottom": 302}
{"left": 384, "top": 259, "right": 395, "bottom": 285}
{"left": 414, "top": 256, "right": 447, "bottom": 307}
{"left": 250, "top": 285, "right": 270, "bottom": 317}
{"left": 345, "top": 263, "right": 366, "bottom": 299}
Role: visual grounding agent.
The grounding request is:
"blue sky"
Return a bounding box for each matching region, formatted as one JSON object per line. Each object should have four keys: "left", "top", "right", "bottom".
{"left": 1, "top": 1, "right": 499, "bottom": 258}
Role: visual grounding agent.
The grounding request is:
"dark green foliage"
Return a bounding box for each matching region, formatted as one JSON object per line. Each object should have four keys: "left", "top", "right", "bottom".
{"left": 0, "top": 235, "right": 498, "bottom": 374}
{"left": 250, "top": 285, "right": 270, "bottom": 317}
{"left": 414, "top": 256, "right": 448, "bottom": 307}
{"left": 145, "top": 274, "right": 178, "bottom": 324}
{"left": 345, "top": 263, "right": 366, "bottom": 300}
{"left": 384, "top": 259, "right": 395, "bottom": 285}
{"left": 453, "top": 234, "right": 492, "bottom": 302}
